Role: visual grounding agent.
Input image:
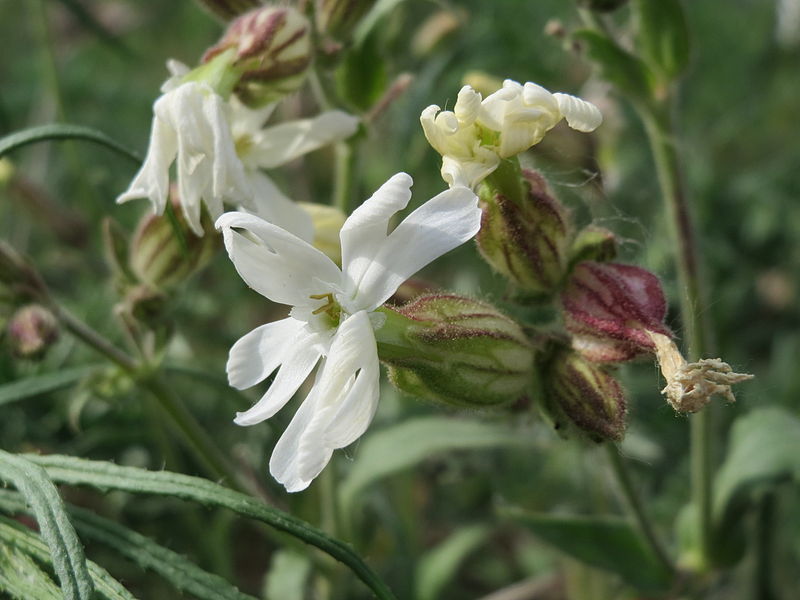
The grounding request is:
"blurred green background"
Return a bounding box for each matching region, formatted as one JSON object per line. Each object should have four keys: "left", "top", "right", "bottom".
{"left": 0, "top": 0, "right": 798, "bottom": 598}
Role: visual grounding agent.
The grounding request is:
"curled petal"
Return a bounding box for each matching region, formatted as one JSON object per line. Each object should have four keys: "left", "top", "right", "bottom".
{"left": 217, "top": 211, "right": 341, "bottom": 307}
{"left": 553, "top": 93, "right": 603, "bottom": 132}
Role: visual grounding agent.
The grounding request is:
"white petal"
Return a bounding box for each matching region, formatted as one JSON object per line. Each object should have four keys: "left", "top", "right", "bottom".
{"left": 234, "top": 331, "right": 323, "bottom": 426}
{"left": 229, "top": 96, "right": 278, "bottom": 136}
{"left": 454, "top": 85, "right": 482, "bottom": 125}
{"left": 116, "top": 111, "right": 177, "bottom": 215}
{"left": 553, "top": 93, "right": 603, "bottom": 132}
{"left": 248, "top": 111, "right": 359, "bottom": 169}
{"left": 241, "top": 171, "right": 314, "bottom": 243}
{"left": 339, "top": 172, "right": 413, "bottom": 302}
{"left": 216, "top": 211, "right": 341, "bottom": 307}
{"left": 346, "top": 185, "right": 481, "bottom": 311}
{"left": 206, "top": 93, "right": 252, "bottom": 210}
{"left": 268, "top": 373, "right": 325, "bottom": 493}
{"left": 161, "top": 59, "right": 190, "bottom": 93}
{"left": 226, "top": 317, "right": 304, "bottom": 390}
{"left": 440, "top": 154, "right": 500, "bottom": 190}
{"left": 269, "top": 311, "right": 380, "bottom": 492}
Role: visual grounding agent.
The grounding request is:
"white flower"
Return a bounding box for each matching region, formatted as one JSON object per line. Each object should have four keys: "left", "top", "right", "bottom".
{"left": 118, "top": 63, "right": 359, "bottom": 238}
{"left": 421, "top": 79, "right": 602, "bottom": 189}
{"left": 218, "top": 173, "right": 481, "bottom": 492}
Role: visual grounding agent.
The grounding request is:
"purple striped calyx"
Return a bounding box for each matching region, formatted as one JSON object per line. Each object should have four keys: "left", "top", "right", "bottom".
{"left": 203, "top": 5, "right": 312, "bottom": 106}
{"left": 560, "top": 261, "right": 672, "bottom": 362}
{"left": 541, "top": 348, "right": 627, "bottom": 442}
{"left": 477, "top": 168, "right": 571, "bottom": 297}
{"left": 379, "top": 294, "right": 534, "bottom": 408}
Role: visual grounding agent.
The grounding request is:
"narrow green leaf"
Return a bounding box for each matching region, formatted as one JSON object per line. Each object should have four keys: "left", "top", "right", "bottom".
{"left": 0, "top": 451, "right": 94, "bottom": 600}
{"left": 22, "top": 453, "right": 398, "bottom": 600}
{"left": 0, "top": 489, "right": 254, "bottom": 600}
{"left": 415, "top": 525, "right": 489, "bottom": 600}
{"left": 573, "top": 29, "right": 654, "bottom": 106}
{"left": 0, "top": 516, "right": 135, "bottom": 600}
{"left": 0, "top": 544, "right": 62, "bottom": 600}
{"left": 714, "top": 407, "right": 800, "bottom": 523}
{"left": 354, "top": 0, "right": 407, "bottom": 46}
{"left": 503, "top": 509, "right": 672, "bottom": 591}
{"left": 0, "top": 124, "right": 141, "bottom": 165}
{"left": 0, "top": 366, "right": 99, "bottom": 407}
{"left": 340, "top": 417, "right": 539, "bottom": 514}
{"left": 633, "top": 0, "right": 690, "bottom": 81}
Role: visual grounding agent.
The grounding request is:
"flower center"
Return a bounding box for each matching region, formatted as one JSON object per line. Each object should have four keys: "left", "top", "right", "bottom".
{"left": 234, "top": 133, "right": 255, "bottom": 158}
{"left": 309, "top": 292, "right": 342, "bottom": 328}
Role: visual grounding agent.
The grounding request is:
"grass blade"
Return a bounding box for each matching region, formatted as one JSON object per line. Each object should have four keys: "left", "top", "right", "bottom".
{"left": 23, "top": 453, "right": 398, "bottom": 600}
{"left": 0, "top": 366, "right": 99, "bottom": 407}
{"left": 0, "top": 451, "right": 94, "bottom": 600}
{"left": 0, "top": 124, "right": 141, "bottom": 165}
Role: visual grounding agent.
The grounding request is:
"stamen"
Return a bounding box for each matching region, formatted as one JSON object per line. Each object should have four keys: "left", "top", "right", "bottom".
{"left": 310, "top": 292, "right": 335, "bottom": 315}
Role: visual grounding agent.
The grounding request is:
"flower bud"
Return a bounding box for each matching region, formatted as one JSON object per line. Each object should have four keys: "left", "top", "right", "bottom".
{"left": 316, "top": 0, "right": 377, "bottom": 43}
{"left": 203, "top": 5, "right": 312, "bottom": 107}
{"left": 7, "top": 304, "right": 59, "bottom": 359}
{"left": 477, "top": 168, "right": 571, "bottom": 296}
{"left": 542, "top": 348, "right": 627, "bottom": 442}
{"left": 380, "top": 294, "right": 534, "bottom": 408}
{"left": 129, "top": 197, "right": 219, "bottom": 292}
{"left": 193, "top": 0, "right": 264, "bottom": 21}
{"left": 561, "top": 261, "right": 671, "bottom": 362}
{"left": 297, "top": 202, "right": 346, "bottom": 265}
{"left": 569, "top": 225, "right": 617, "bottom": 266}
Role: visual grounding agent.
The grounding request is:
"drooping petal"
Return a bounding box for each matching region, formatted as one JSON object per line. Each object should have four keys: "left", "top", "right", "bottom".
{"left": 234, "top": 328, "right": 324, "bottom": 426}
{"left": 344, "top": 184, "right": 481, "bottom": 311}
{"left": 339, "top": 172, "right": 413, "bottom": 300}
{"left": 226, "top": 317, "right": 305, "bottom": 390}
{"left": 217, "top": 211, "right": 341, "bottom": 307}
{"left": 552, "top": 93, "right": 603, "bottom": 133}
{"left": 247, "top": 111, "right": 359, "bottom": 169}
{"left": 206, "top": 93, "right": 252, "bottom": 213}
{"left": 116, "top": 110, "right": 177, "bottom": 215}
{"left": 269, "top": 311, "right": 380, "bottom": 492}
{"left": 243, "top": 171, "right": 315, "bottom": 242}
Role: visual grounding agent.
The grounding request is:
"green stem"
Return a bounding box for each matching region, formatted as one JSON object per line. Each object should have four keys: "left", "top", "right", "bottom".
{"left": 641, "top": 107, "right": 714, "bottom": 569}
{"left": 754, "top": 491, "right": 778, "bottom": 600}
{"left": 605, "top": 444, "right": 675, "bottom": 576}
{"left": 54, "top": 303, "right": 252, "bottom": 495}
{"left": 333, "top": 140, "right": 358, "bottom": 213}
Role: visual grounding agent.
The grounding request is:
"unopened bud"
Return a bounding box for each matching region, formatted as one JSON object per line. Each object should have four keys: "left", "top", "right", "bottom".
{"left": 7, "top": 304, "right": 59, "bottom": 359}
{"left": 569, "top": 225, "right": 617, "bottom": 266}
{"left": 477, "top": 168, "right": 571, "bottom": 296}
{"left": 298, "top": 202, "right": 346, "bottom": 265}
{"left": 129, "top": 197, "right": 219, "bottom": 291}
{"left": 193, "top": 0, "right": 264, "bottom": 21}
{"left": 561, "top": 261, "right": 671, "bottom": 362}
{"left": 380, "top": 294, "right": 534, "bottom": 408}
{"left": 542, "top": 349, "right": 627, "bottom": 442}
{"left": 647, "top": 331, "right": 754, "bottom": 413}
{"left": 203, "top": 6, "right": 312, "bottom": 107}
{"left": 316, "top": 0, "right": 377, "bottom": 43}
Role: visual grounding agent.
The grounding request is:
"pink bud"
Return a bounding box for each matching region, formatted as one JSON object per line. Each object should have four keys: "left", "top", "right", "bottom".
{"left": 560, "top": 261, "right": 671, "bottom": 362}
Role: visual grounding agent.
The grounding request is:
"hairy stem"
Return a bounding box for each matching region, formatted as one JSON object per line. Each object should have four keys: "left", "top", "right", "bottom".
{"left": 55, "top": 303, "right": 251, "bottom": 495}
{"left": 642, "top": 107, "right": 714, "bottom": 569}
{"left": 606, "top": 444, "right": 675, "bottom": 576}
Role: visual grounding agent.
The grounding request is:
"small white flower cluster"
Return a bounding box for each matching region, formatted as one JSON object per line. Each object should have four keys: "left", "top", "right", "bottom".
{"left": 117, "top": 60, "right": 359, "bottom": 239}
{"left": 421, "top": 79, "right": 602, "bottom": 189}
